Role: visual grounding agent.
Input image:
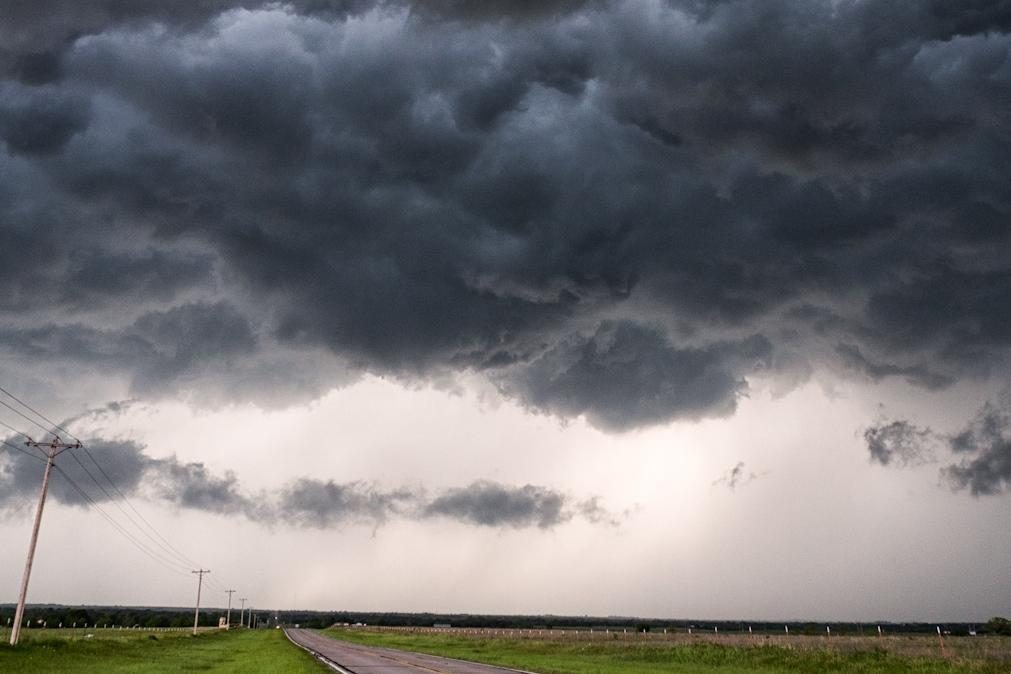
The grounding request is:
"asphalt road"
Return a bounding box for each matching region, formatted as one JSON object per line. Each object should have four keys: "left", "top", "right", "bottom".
{"left": 285, "top": 628, "right": 531, "bottom": 674}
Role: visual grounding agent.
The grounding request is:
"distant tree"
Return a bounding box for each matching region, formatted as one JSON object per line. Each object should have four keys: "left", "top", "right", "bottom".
{"left": 987, "top": 617, "right": 1011, "bottom": 636}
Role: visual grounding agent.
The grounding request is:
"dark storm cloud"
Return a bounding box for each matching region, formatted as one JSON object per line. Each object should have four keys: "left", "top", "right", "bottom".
{"left": 836, "top": 344, "right": 953, "bottom": 391}
{"left": 0, "top": 302, "right": 256, "bottom": 395}
{"left": 0, "top": 437, "right": 150, "bottom": 508}
{"left": 422, "top": 481, "right": 568, "bottom": 529}
{"left": 867, "top": 394, "right": 1011, "bottom": 495}
{"left": 0, "top": 85, "right": 90, "bottom": 156}
{"left": 2, "top": 1, "right": 1011, "bottom": 430}
{"left": 943, "top": 397, "right": 1011, "bottom": 496}
{"left": 927, "top": 0, "right": 1011, "bottom": 39}
{"left": 412, "top": 0, "right": 597, "bottom": 21}
{"left": 149, "top": 457, "right": 252, "bottom": 515}
{"left": 503, "top": 322, "right": 771, "bottom": 430}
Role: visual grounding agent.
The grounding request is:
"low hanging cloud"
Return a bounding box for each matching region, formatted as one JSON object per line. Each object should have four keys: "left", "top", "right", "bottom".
{"left": 0, "top": 435, "right": 618, "bottom": 530}
{"left": 277, "top": 479, "right": 418, "bottom": 528}
{"left": 501, "top": 322, "right": 772, "bottom": 431}
{"left": 835, "top": 344, "right": 953, "bottom": 391}
{"left": 865, "top": 395, "right": 1011, "bottom": 496}
{"left": 422, "top": 481, "right": 568, "bottom": 529}
{"left": 0, "top": 438, "right": 151, "bottom": 509}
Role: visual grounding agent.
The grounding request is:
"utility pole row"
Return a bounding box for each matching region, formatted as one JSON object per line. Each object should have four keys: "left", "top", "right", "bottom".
{"left": 3, "top": 389, "right": 233, "bottom": 647}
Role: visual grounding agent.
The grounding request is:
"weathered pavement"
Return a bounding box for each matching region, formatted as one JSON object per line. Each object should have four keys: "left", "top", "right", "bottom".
{"left": 285, "top": 628, "right": 535, "bottom": 674}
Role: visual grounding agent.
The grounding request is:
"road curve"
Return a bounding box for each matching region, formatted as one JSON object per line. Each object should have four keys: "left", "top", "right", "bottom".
{"left": 285, "top": 628, "right": 536, "bottom": 674}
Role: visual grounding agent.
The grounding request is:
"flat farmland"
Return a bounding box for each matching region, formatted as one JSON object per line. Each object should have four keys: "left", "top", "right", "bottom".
{"left": 0, "top": 627, "right": 328, "bottom": 673}
{"left": 325, "top": 625, "right": 1011, "bottom": 674}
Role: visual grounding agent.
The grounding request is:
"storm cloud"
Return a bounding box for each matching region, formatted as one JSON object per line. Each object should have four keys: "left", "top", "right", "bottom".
{"left": 944, "top": 397, "right": 1011, "bottom": 496}
{"left": 277, "top": 479, "right": 416, "bottom": 528}
{"left": 866, "top": 394, "right": 1011, "bottom": 496}
{"left": 1, "top": 1, "right": 1010, "bottom": 431}
{"left": 422, "top": 481, "right": 569, "bottom": 529}
{"left": 503, "top": 322, "right": 771, "bottom": 430}
{"left": 0, "top": 438, "right": 150, "bottom": 509}
{"left": 0, "top": 437, "right": 611, "bottom": 529}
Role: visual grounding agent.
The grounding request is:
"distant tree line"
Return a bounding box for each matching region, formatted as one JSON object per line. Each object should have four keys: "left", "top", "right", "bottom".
{"left": 322, "top": 611, "right": 999, "bottom": 637}
{"left": 0, "top": 606, "right": 230, "bottom": 629}
{"left": 1, "top": 606, "right": 1005, "bottom": 636}
{"left": 988, "top": 617, "right": 1011, "bottom": 636}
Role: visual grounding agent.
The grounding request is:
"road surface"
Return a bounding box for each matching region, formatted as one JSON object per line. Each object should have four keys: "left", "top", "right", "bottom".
{"left": 285, "top": 628, "right": 533, "bottom": 674}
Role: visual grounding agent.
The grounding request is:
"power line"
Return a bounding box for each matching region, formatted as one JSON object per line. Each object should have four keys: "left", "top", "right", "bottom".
{"left": 53, "top": 465, "right": 192, "bottom": 578}
{"left": 10, "top": 436, "right": 81, "bottom": 646}
{"left": 59, "top": 455, "right": 194, "bottom": 575}
{"left": 0, "top": 385, "right": 207, "bottom": 573}
{"left": 64, "top": 451, "right": 199, "bottom": 571}
{"left": 78, "top": 444, "right": 202, "bottom": 570}
{"left": 0, "top": 385, "right": 236, "bottom": 623}
{"left": 0, "top": 398, "right": 54, "bottom": 438}
{"left": 67, "top": 440, "right": 234, "bottom": 595}
{"left": 59, "top": 435, "right": 233, "bottom": 593}
{"left": 0, "top": 385, "right": 81, "bottom": 443}
{"left": 0, "top": 438, "right": 48, "bottom": 464}
{"left": 0, "top": 418, "right": 31, "bottom": 438}
{"left": 73, "top": 447, "right": 235, "bottom": 591}
{"left": 0, "top": 417, "right": 50, "bottom": 461}
{"left": 73, "top": 448, "right": 237, "bottom": 593}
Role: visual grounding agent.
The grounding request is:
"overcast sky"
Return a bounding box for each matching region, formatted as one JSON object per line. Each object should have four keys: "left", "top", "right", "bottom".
{"left": 1, "top": 0, "right": 1010, "bottom": 622}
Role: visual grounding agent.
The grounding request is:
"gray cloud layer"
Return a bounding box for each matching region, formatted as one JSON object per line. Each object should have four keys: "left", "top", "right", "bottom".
{"left": 1, "top": 1, "right": 1011, "bottom": 430}
{"left": 865, "top": 394, "right": 1011, "bottom": 495}
{"left": 0, "top": 436, "right": 613, "bottom": 529}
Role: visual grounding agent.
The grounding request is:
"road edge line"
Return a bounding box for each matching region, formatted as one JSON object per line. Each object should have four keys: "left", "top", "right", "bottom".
{"left": 284, "top": 629, "right": 357, "bottom": 674}
{"left": 324, "top": 630, "right": 542, "bottom": 674}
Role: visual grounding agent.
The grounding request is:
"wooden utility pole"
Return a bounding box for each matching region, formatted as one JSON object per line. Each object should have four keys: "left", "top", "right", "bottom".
{"left": 10, "top": 436, "right": 81, "bottom": 646}
{"left": 225, "top": 589, "right": 236, "bottom": 629}
{"left": 192, "top": 569, "right": 210, "bottom": 635}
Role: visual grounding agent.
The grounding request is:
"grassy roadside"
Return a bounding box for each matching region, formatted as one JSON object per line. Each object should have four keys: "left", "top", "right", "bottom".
{"left": 321, "top": 628, "right": 1010, "bottom": 674}
{"left": 0, "top": 628, "right": 328, "bottom": 673}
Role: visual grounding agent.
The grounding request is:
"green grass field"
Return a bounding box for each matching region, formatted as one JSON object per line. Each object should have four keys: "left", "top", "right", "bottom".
{"left": 0, "top": 628, "right": 328, "bottom": 673}
{"left": 323, "top": 627, "right": 1011, "bottom": 674}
